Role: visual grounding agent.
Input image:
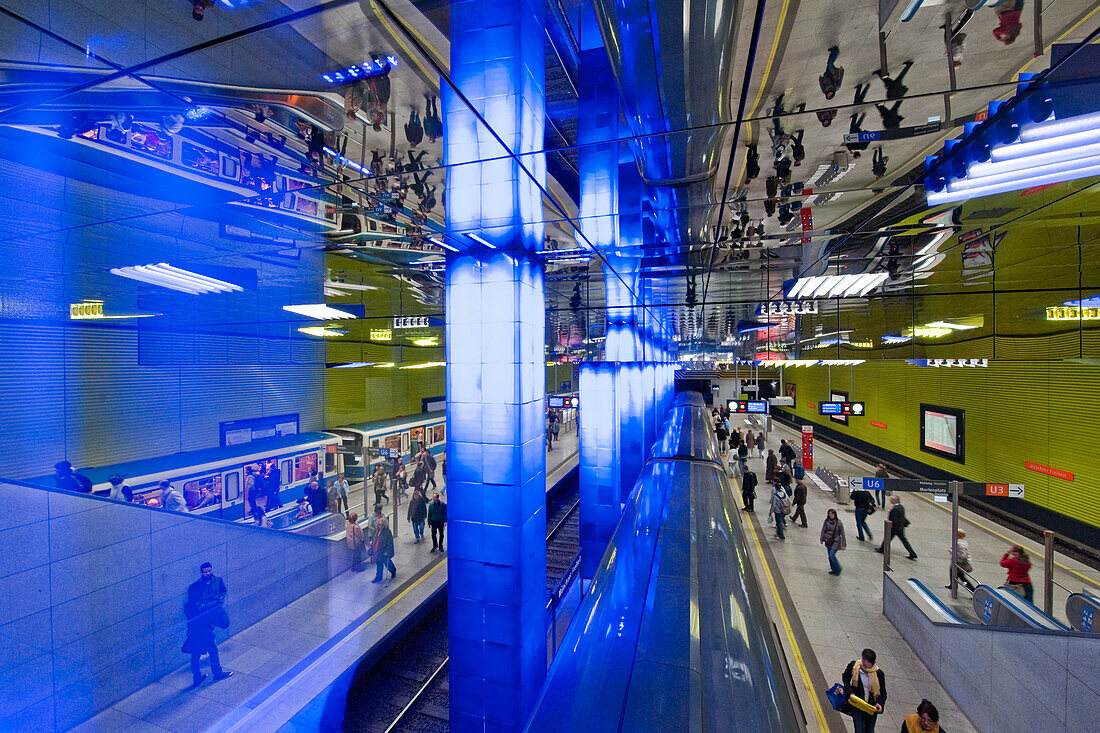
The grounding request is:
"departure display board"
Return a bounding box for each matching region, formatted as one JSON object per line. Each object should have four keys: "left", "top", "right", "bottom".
{"left": 818, "top": 401, "right": 865, "bottom": 416}
{"left": 729, "top": 400, "right": 768, "bottom": 414}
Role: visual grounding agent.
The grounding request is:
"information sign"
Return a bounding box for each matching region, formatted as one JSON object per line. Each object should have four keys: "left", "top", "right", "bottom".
{"left": 819, "top": 401, "right": 865, "bottom": 416}
{"left": 729, "top": 400, "right": 768, "bottom": 414}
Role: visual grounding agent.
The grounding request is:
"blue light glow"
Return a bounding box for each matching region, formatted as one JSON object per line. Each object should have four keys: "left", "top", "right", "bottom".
{"left": 320, "top": 55, "right": 398, "bottom": 84}
{"left": 322, "top": 146, "right": 370, "bottom": 174}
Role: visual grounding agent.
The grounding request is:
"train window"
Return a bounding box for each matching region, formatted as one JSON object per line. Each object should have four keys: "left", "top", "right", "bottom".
{"left": 432, "top": 424, "right": 446, "bottom": 444}
{"left": 182, "top": 474, "right": 222, "bottom": 509}
{"left": 223, "top": 471, "right": 240, "bottom": 502}
{"left": 280, "top": 459, "right": 292, "bottom": 485}
{"left": 384, "top": 433, "right": 402, "bottom": 455}
{"left": 295, "top": 453, "right": 318, "bottom": 481}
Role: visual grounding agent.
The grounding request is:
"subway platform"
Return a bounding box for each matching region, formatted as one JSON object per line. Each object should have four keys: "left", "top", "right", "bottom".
{"left": 731, "top": 417, "right": 1100, "bottom": 733}
{"left": 69, "top": 431, "right": 579, "bottom": 733}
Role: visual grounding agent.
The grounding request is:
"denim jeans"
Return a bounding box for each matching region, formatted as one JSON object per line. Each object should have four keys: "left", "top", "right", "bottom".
{"left": 373, "top": 558, "right": 396, "bottom": 581}
{"left": 774, "top": 512, "right": 786, "bottom": 538}
{"left": 854, "top": 508, "right": 872, "bottom": 540}
{"left": 827, "top": 547, "right": 842, "bottom": 574}
{"left": 413, "top": 520, "right": 425, "bottom": 540}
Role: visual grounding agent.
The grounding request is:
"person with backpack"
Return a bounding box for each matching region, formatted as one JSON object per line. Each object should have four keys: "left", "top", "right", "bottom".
{"left": 407, "top": 487, "right": 428, "bottom": 544}
{"left": 820, "top": 508, "right": 847, "bottom": 575}
{"left": 372, "top": 463, "right": 389, "bottom": 506}
{"left": 779, "top": 439, "right": 797, "bottom": 468}
{"left": 715, "top": 421, "right": 729, "bottom": 453}
{"left": 737, "top": 440, "right": 749, "bottom": 473}
{"left": 108, "top": 474, "right": 132, "bottom": 502}
{"left": 851, "top": 486, "right": 876, "bottom": 542}
{"left": 741, "top": 470, "right": 758, "bottom": 511}
{"left": 791, "top": 479, "right": 809, "bottom": 528}
{"left": 770, "top": 481, "right": 791, "bottom": 541}
{"left": 160, "top": 480, "right": 188, "bottom": 512}
{"left": 422, "top": 449, "right": 438, "bottom": 490}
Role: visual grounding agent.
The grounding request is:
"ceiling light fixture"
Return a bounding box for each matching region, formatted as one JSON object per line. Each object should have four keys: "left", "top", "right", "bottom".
{"left": 412, "top": 337, "right": 439, "bottom": 347}
{"left": 110, "top": 264, "right": 243, "bottom": 295}
{"left": 283, "top": 304, "right": 357, "bottom": 320}
{"left": 429, "top": 237, "right": 459, "bottom": 253}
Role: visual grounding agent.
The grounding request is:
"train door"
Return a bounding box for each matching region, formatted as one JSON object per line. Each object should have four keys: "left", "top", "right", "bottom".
{"left": 280, "top": 458, "right": 292, "bottom": 488}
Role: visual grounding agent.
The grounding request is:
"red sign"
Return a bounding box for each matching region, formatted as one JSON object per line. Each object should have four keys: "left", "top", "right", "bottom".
{"left": 986, "top": 483, "right": 1008, "bottom": 496}
{"left": 807, "top": 403, "right": 816, "bottom": 409}
{"left": 800, "top": 207, "right": 814, "bottom": 244}
{"left": 871, "top": 420, "right": 887, "bottom": 429}
{"left": 1025, "top": 461, "right": 1074, "bottom": 481}
{"left": 801, "top": 425, "right": 814, "bottom": 470}
{"left": 326, "top": 444, "right": 338, "bottom": 454}
{"left": 974, "top": 109, "right": 988, "bottom": 122}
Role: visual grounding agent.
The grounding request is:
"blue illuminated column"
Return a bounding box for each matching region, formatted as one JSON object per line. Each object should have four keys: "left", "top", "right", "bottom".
{"left": 443, "top": 0, "right": 547, "bottom": 729}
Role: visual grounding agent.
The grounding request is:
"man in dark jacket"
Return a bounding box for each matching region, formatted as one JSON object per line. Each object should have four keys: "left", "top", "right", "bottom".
{"left": 267, "top": 462, "right": 283, "bottom": 510}
{"left": 790, "top": 479, "right": 808, "bottom": 528}
{"left": 183, "top": 562, "right": 232, "bottom": 687}
{"left": 741, "top": 470, "right": 758, "bottom": 512}
{"left": 54, "top": 461, "right": 92, "bottom": 492}
{"left": 875, "top": 496, "right": 917, "bottom": 559}
{"left": 779, "top": 439, "right": 797, "bottom": 468}
{"left": 851, "top": 487, "right": 875, "bottom": 542}
{"left": 407, "top": 488, "right": 428, "bottom": 543}
{"left": 427, "top": 494, "right": 447, "bottom": 552}
{"left": 818, "top": 45, "right": 844, "bottom": 99}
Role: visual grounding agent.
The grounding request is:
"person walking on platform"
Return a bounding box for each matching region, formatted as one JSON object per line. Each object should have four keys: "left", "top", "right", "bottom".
{"left": 428, "top": 493, "right": 447, "bottom": 552}
{"left": 183, "top": 562, "right": 232, "bottom": 687}
{"left": 819, "top": 46, "right": 845, "bottom": 100}
{"left": 346, "top": 513, "right": 366, "bottom": 572}
{"left": 1000, "top": 544, "right": 1033, "bottom": 603}
{"left": 407, "top": 487, "right": 427, "bottom": 543}
{"left": 948, "top": 529, "right": 976, "bottom": 593}
{"left": 745, "top": 429, "right": 755, "bottom": 454}
{"left": 842, "top": 648, "right": 887, "bottom": 733}
{"left": 791, "top": 479, "right": 808, "bottom": 528}
{"left": 757, "top": 432, "right": 766, "bottom": 458}
{"left": 737, "top": 440, "right": 749, "bottom": 473}
{"left": 370, "top": 517, "right": 396, "bottom": 583}
{"left": 715, "top": 421, "right": 729, "bottom": 453}
{"left": 851, "top": 485, "right": 876, "bottom": 542}
{"left": 820, "top": 508, "right": 847, "bottom": 575}
{"left": 366, "top": 505, "right": 383, "bottom": 548}
{"left": 779, "top": 439, "right": 797, "bottom": 469}
{"left": 421, "top": 448, "right": 438, "bottom": 491}
{"left": 333, "top": 474, "right": 350, "bottom": 514}
{"left": 770, "top": 482, "right": 790, "bottom": 541}
{"left": 393, "top": 459, "right": 408, "bottom": 499}
{"left": 741, "top": 470, "right": 758, "bottom": 511}
{"left": 874, "top": 464, "right": 890, "bottom": 507}
{"left": 372, "top": 463, "right": 389, "bottom": 506}
{"left": 765, "top": 449, "right": 778, "bottom": 484}
{"left": 875, "top": 496, "right": 917, "bottom": 560}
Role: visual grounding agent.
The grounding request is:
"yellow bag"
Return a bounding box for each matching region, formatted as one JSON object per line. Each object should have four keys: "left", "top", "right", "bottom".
{"left": 848, "top": 694, "right": 878, "bottom": 715}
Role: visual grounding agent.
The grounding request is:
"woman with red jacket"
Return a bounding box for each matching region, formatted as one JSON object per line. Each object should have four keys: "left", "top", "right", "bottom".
{"left": 1000, "top": 544, "right": 1033, "bottom": 603}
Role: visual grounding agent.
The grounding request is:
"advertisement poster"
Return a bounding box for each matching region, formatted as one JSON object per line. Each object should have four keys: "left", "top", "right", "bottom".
{"left": 432, "top": 424, "right": 446, "bottom": 444}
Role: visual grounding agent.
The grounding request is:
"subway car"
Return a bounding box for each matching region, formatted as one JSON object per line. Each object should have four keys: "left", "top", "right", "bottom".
{"left": 35, "top": 433, "right": 340, "bottom": 525}
{"left": 326, "top": 411, "right": 446, "bottom": 480}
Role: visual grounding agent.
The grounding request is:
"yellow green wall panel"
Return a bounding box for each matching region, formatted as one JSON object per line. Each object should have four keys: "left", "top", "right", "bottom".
{"left": 782, "top": 360, "right": 1100, "bottom": 529}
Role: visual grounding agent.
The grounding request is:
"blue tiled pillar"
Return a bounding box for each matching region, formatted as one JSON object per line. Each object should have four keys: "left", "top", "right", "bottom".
{"left": 444, "top": 0, "right": 547, "bottom": 729}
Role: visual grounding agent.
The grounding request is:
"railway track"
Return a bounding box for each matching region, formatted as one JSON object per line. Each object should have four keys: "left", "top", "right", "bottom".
{"left": 346, "top": 481, "right": 582, "bottom": 732}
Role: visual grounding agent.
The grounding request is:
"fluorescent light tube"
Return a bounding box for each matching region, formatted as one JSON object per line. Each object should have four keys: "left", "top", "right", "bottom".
{"left": 110, "top": 264, "right": 243, "bottom": 295}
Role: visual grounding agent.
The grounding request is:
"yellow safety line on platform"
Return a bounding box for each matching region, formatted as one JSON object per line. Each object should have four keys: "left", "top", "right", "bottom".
{"left": 915, "top": 493, "right": 1100, "bottom": 591}
{"left": 743, "top": 507, "right": 830, "bottom": 732}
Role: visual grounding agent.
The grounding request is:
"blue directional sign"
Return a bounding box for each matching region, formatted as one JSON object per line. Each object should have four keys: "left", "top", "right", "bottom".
{"left": 864, "top": 477, "right": 884, "bottom": 491}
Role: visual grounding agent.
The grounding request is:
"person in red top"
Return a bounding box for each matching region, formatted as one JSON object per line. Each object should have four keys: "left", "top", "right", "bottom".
{"left": 1000, "top": 544, "right": 1033, "bottom": 603}
{"left": 992, "top": 0, "right": 1024, "bottom": 45}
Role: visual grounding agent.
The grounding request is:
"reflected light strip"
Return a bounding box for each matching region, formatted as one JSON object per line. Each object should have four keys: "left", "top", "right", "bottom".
{"left": 330, "top": 362, "right": 376, "bottom": 369}
{"left": 1019, "top": 110, "right": 1100, "bottom": 142}
{"left": 398, "top": 361, "right": 445, "bottom": 369}
{"left": 110, "top": 263, "right": 243, "bottom": 295}
{"left": 429, "top": 237, "right": 459, "bottom": 253}
{"left": 283, "top": 304, "right": 357, "bottom": 320}
{"left": 322, "top": 146, "right": 369, "bottom": 174}
{"left": 466, "top": 232, "right": 496, "bottom": 249}
{"left": 298, "top": 327, "right": 344, "bottom": 337}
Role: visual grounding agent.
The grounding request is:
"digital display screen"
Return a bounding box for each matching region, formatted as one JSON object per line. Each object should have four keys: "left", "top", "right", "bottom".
{"left": 728, "top": 400, "right": 768, "bottom": 414}
{"left": 548, "top": 397, "right": 564, "bottom": 408}
{"left": 921, "top": 404, "right": 965, "bottom": 463}
{"left": 819, "top": 401, "right": 864, "bottom": 416}
{"left": 830, "top": 390, "right": 848, "bottom": 425}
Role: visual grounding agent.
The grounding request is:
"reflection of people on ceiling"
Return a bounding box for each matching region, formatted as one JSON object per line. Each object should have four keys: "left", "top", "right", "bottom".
{"left": 845, "top": 113, "right": 868, "bottom": 158}
{"left": 345, "top": 81, "right": 366, "bottom": 121}
{"left": 872, "top": 147, "right": 889, "bottom": 179}
{"left": 875, "top": 100, "right": 904, "bottom": 130}
{"left": 873, "top": 60, "right": 913, "bottom": 100}
{"left": 406, "top": 150, "right": 428, "bottom": 172}
{"left": 405, "top": 107, "right": 424, "bottom": 147}
{"left": 744, "top": 143, "right": 760, "bottom": 182}
{"left": 818, "top": 46, "right": 844, "bottom": 100}
{"left": 791, "top": 129, "right": 805, "bottom": 167}
{"left": 364, "top": 55, "right": 392, "bottom": 131}
{"left": 191, "top": 1, "right": 213, "bottom": 22}
{"left": 424, "top": 95, "right": 443, "bottom": 143}
{"left": 992, "top": 0, "right": 1024, "bottom": 45}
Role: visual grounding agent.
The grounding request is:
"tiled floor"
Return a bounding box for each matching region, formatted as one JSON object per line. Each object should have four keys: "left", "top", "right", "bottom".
{"left": 733, "top": 418, "right": 1100, "bottom": 733}
{"left": 71, "top": 436, "right": 579, "bottom": 733}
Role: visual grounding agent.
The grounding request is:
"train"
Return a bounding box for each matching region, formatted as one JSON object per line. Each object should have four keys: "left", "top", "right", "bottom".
{"left": 325, "top": 411, "right": 446, "bottom": 480}
{"left": 525, "top": 389, "right": 804, "bottom": 731}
